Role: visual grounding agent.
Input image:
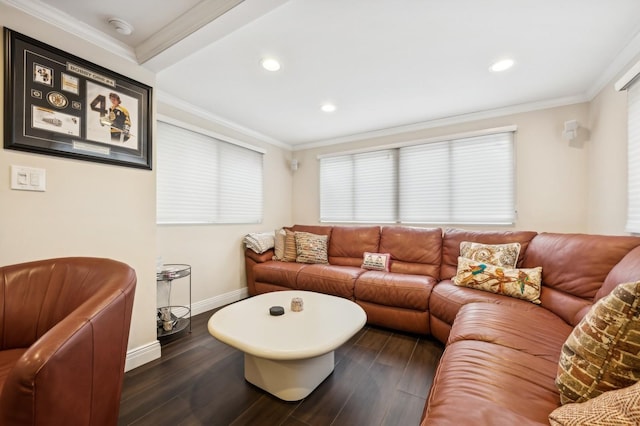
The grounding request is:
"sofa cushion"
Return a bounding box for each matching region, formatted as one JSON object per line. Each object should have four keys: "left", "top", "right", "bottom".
{"left": 459, "top": 241, "right": 521, "bottom": 268}
{"left": 289, "top": 224, "right": 333, "bottom": 238}
{"left": 357, "top": 301, "right": 431, "bottom": 335}
{"left": 523, "top": 233, "right": 640, "bottom": 326}
{"left": 253, "top": 261, "right": 308, "bottom": 289}
{"left": 424, "top": 340, "right": 561, "bottom": 425}
{"left": 354, "top": 271, "right": 435, "bottom": 311}
{"left": 424, "top": 303, "right": 572, "bottom": 425}
{"left": 328, "top": 226, "right": 380, "bottom": 267}
{"left": 296, "top": 265, "right": 365, "bottom": 299}
{"left": 449, "top": 303, "right": 573, "bottom": 364}
{"left": 549, "top": 381, "right": 640, "bottom": 426}
{"left": 441, "top": 228, "right": 537, "bottom": 279}
{"left": 379, "top": 226, "right": 442, "bottom": 277}
{"left": 556, "top": 280, "right": 640, "bottom": 404}
{"left": 596, "top": 245, "right": 640, "bottom": 303}
{"left": 453, "top": 257, "right": 542, "bottom": 304}
{"left": 429, "top": 280, "right": 539, "bottom": 343}
{"left": 361, "top": 252, "right": 390, "bottom": 271}
{"left": 294, "top": 231, "right": 329, "bottom": 264}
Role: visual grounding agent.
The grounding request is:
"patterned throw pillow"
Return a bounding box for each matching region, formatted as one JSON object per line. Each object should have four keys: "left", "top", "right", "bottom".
{"left": 556, "top": 281, "right": 640, "bottom": 404}
{"left": 453, "top": 256, "right": 542, "bottom": 303}
{"left": 282, "top": 229, "right": 297, "bottom": 262}
{"left": 549, "top": 381, "right": 640, "bottom": 425}
{"left": 459, "top": 241, "right": 521, "bottom": 268}
{"left": 294, "top": 231, "right": 328, "bottom": 264}
{"left": 362, "top": 252, "right": 391, "bottom": 271}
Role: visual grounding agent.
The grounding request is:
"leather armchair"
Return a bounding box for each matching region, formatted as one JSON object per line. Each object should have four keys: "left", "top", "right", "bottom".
{"left": 0, "top": 257, "right": 136, "bottom": 425}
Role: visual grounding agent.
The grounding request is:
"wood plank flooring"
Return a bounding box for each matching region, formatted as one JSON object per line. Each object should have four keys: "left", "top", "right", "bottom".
{"left": 119, "top": 309, "right": 444, "bottom": 426}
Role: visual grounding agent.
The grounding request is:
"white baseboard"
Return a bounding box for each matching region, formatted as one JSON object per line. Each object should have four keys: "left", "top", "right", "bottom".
{"left": 191, "top": 287, "right": 249, "bottom": 316}
{"left": 124, "top": 340, "right": 161, "bottom": 372}
{"left": 125, "top": 287, "right": 249, "bottom": 371}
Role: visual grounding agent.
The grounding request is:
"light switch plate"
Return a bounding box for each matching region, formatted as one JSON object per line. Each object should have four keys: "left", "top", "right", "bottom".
{"left": 11, "top": 165, "right": 46, "bottom": 191}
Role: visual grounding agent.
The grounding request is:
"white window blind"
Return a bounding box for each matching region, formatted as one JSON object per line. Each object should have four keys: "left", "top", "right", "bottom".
{"left": 319, "top": 130, "right": 515, "bottom": 225}
{"left": 399, "top": 140, "right": 451, "bottom": 223}
{"left": 626, "top": 82, "right": 640, "bottom": 232}
{"left": 156, "top": 121, "right": 263, "bottom": 224}
{"left": 400, "top": 133, "right": 515, "bottom": 224}
{"left": 320, "top": 149, "right": 397, "bottom": 222}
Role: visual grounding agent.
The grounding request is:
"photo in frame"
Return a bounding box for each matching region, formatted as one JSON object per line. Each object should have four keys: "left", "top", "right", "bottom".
{"left": 3, "top": 28, "right": 152, "bottom": 169}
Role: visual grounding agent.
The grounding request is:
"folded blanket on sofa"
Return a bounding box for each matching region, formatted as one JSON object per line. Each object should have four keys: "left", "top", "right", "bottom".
{"left": 243, "top": 232, "right": 275, "bottom": 254}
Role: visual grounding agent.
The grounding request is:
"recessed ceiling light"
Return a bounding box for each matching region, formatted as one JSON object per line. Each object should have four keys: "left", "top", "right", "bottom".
{"left": 489, "top": 58, "right": 515, "bottom": 72}
{"left": 321, "top": 103, "right": 336, "bottom": 113}
{"left": 261, "top": 58, "right": 281, "bottom": 72}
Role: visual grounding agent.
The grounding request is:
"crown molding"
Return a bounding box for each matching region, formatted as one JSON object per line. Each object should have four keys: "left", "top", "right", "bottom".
{"left": 1, "top": 0, "right": 137, "bottom": 62}
{"left": 588, "top": 24, "right": 640, "bottom": 97}
{"left": 292, "top": 94, "right": 589, "bottom": 151}
{"left": 156, "top": 91, "right": 290, "bottom": 150}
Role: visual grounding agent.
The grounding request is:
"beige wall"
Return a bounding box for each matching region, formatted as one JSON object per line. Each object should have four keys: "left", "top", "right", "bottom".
{"left": 0, "top": 6, "right": 157, "bottom": 354}
{"left": 292, "top": 103, "right": 591, "bottom": 233}
{"left": 155, "top": 103, "right": 293, "bottom": 309}
{"left": 587, "top": 81, "right": 630, "bottom": 235}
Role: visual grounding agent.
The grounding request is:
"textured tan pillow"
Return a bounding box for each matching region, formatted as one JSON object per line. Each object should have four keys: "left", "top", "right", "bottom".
{"left": 294, "top": 231, "right": 328, "bottom": 264}
{"left": 272, "top": 228, "right": 286, "bottom": 260}
{"left": 362, "top": 252, "right": 391, "bottom": 271}
{"left": 282, "top": 229, "right": 297, "bottom": 262}
{"left": 459, "top": 241, "right": 521, "bottom": 268}
{"left": 556, "top": 281, "right": 640, "bottom": 404}
{"left": 453, "top": 256, "right": 542, "bottom": 303}
{"left": 549, "top": 381, "right": 640, "bottom": 425}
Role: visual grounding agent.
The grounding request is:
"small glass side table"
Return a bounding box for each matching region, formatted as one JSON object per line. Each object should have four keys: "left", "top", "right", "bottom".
{"left": 156, "top": 264, "right": 191, "bottom": 340}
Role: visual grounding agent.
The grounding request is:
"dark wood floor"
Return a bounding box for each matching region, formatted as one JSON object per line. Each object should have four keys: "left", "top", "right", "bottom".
{"left": 118, "top": 309, "right": 444, "bottom": 426}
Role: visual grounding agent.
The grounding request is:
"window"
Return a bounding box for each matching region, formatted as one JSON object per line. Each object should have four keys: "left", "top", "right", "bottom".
{"left": 156, "top": 120, "right": 263, "bottom": 224}
{"left": 625, "top": 77, "right": 640, "bottom": 232}
{"left": 616, "top": 60, "right": 640, "bottom": 233}
{"left": 320, "top": 150, "right": 397, "bottom": 222}
{"left": 319, "top": 129, "right": 515, "bottom": 225}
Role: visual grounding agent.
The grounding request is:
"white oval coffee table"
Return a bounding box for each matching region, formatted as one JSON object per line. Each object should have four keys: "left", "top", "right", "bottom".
{"left": 208, "top": 290, "right": 367, "bottom": 401}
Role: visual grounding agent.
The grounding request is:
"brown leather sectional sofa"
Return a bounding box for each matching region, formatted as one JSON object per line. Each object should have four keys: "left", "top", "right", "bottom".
{"left": 244, "top": 224, "right": 640, "bottom": 425}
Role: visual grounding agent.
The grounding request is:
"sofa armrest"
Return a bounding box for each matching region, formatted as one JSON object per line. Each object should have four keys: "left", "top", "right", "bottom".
{"left": 245, "top": 248, "right": 274, "bottom": 263}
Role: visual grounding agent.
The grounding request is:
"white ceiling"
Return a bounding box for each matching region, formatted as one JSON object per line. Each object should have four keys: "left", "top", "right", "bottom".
{"left": 7, "top": 0, "right": 640, "bottom": 149}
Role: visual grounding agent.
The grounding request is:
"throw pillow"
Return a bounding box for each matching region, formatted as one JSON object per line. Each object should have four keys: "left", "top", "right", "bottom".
{"left": 556, "top": 280, "right": 640, "bottom": 404}
{"left": 282, "top": 229, "right": 297, "bottom": 262}
{"left": 294, "top": 231, "right": 328, "bottom": 264}
{"left": 549, "top": 381, "right": 640, "bottom": 425}
{"left": 362, "top": 252, "right": 391, "bottom": 271}
{"left": 273, "top": 228, "right": 286, "bottom": 260}
{"left": 453, "top": 256, "right": 542, "bottom": 303}
{"left": 459, "top": 241, "right": 521, "bottom": 268}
